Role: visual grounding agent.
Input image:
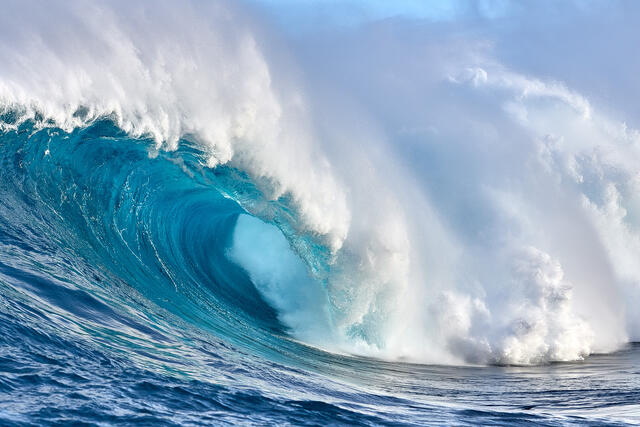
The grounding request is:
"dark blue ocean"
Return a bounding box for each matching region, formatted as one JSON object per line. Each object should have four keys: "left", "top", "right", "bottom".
{"left": 0, "top": 119, "right": 637, "bottom": 426}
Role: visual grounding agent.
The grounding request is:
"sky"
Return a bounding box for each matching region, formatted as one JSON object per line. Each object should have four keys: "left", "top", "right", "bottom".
{"left": 250, "top": 0, "right": 509, "bottom": 29}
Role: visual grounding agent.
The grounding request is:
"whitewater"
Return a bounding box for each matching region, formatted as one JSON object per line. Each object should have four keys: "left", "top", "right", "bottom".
{"left": 1, "top": 0, "right": 639, "bottom": 425}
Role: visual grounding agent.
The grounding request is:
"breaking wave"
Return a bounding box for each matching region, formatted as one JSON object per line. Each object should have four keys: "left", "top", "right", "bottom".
{"left": 1, "top": 0, "right": 639, "bottom": 371}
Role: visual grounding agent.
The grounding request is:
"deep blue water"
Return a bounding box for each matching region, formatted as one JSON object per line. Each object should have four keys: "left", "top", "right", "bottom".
{"left": 0, "top": 118, "right": 639, "bottom": 426}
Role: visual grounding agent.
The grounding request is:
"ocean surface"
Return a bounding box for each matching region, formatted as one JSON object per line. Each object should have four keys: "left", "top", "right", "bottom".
{"left": 0, "top": 119, "right": 637, "bottom": 426}
{"left": 2, "top": 1, "right": 640, "bottom": 425}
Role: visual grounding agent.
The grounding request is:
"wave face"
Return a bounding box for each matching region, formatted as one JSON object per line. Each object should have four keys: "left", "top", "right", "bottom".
{"left": 2, "top": 0, "right": 640, "bottom": 424}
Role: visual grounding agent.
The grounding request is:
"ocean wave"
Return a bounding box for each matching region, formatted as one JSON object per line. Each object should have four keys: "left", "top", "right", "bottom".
{"left": 1, "top": 0, "right": 640, "bottom": 368}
